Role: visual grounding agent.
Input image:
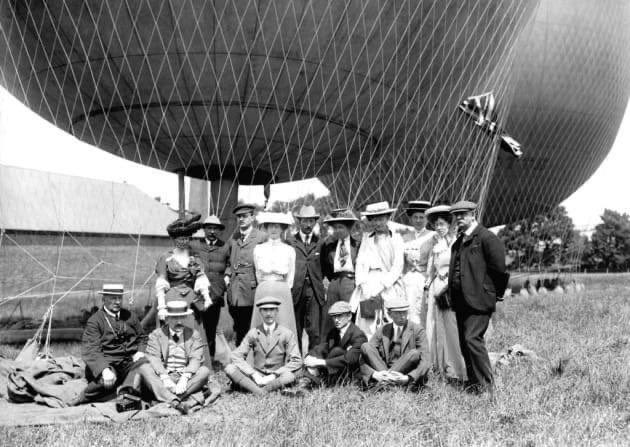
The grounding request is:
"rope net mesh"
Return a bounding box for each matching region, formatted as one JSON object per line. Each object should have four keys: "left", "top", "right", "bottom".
{"left": 0, "top": 0, "right": 629, "bottom": 336}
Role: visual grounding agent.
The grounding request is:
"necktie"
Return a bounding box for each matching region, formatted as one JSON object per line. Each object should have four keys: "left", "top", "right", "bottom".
{"left": 339, "top": 240, "right": 348, "bottom": 267}
{"left": 265, "top": 327, "right": 271, "bottom": 337}
{"left": 173, "top": 334, "right": 180, "bottom": 343}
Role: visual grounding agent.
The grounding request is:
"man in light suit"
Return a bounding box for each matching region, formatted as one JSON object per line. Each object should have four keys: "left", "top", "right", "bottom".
{"left": 144, "top": 301, "right": 213, "bottom": 413}
{"left": 360, "top": 298, "right": 431, "bottom": 390}
{"left": 448, "top": 200, "right": 508, "bottom": 394}
{"left": 287, "top": 205, "right": 326, "bottom": 351}
{"left": 225, "top": 296, "right": 303, "bottom": 395}
{"left": 225, "top": 204, "right": 267, "bottom": 345}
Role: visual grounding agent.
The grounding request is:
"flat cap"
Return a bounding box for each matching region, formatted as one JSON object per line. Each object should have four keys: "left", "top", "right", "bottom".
{"left": 256, "top": 296, "right": 282, "bottom": 308}
{"left": 386, "top": 297, "right": 410, "bottom": 312}
{"left": 328, "top": 301, "right": 352, "bottom": 315}
{"left": 449, "top": 200, "right": 477, "bottom": 214}
{"left": 233, "top": 203, "right": 257, "bottom": 215}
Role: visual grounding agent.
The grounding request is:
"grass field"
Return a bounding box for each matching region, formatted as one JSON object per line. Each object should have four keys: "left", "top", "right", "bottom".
{"left": 1, "top": 275, "right": 630, "bottom": 446}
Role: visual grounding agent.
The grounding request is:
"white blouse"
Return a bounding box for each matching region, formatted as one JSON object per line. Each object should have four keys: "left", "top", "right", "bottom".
{"left": 253, "top": 239, "right": 296, "bottom": 288}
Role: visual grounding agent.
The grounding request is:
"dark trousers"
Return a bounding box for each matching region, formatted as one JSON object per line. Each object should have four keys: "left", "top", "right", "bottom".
{"left": 201, "top": 301, "right": 222, "bottom": 356}
{"left": 455, "top": 306, "right": 493, "bottom": 391}
{"left": 294, "top": 283, "right": 324, "bottom": 352}
{"left": 304, "top": 347, "right": 357, "bottom": 386}
{"left": 323, "top": 276, "right": 355, "bottom": 335}
{"left": 82, "top": 357, "right": 148, "bottom": 402}
{"left": 228, "top": 305, "right": 253, "bottom": 346}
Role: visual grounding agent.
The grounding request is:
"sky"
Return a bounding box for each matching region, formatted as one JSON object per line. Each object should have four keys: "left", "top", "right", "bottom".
{"left": 0, "top": 85, "right": 628, "bottom": 232}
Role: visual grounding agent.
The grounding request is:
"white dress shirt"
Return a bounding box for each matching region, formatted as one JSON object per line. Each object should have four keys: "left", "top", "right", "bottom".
{"left": 299, "top": 231, "right": 312, "bottom": 245}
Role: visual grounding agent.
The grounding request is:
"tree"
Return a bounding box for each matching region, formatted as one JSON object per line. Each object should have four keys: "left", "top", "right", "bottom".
{"left": 498, "top": 206, "right": 581, "bottom": 271}
{"left": 582, "top": 209, "right": 630, "bottom": 272}
{"left": 269, "top": 193, "right": 336, "bottom": 217}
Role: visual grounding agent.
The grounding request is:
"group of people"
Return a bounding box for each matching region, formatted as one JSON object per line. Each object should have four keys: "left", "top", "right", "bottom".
{"left": 80, "top": 198, "right": 508, "bottom": 411}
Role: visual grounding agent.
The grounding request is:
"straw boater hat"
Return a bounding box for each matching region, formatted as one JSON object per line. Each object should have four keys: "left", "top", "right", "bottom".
{"left": 165, "top": 300, "right": 193, "bottom": 317}
{"left": 330, "top": 207, "right": 351, "bottom": 217}
{"left": 404, "top": 200, "right": 432, "bottom": 216}
{"left": 386, "top": 297, "right": 410, "bottom": 312}
{"left": 232, "top": 203, "right": 257, "bottom": 215}
{"left": 449, "top": 200, "right": 477, "bottom": 214}
{"left": 98, "top": 284, "right": 128, "bottom": 295}
{"left": 256, "top": 296, "right": 282, "bottom": 309}
{"left": 294, "top": 205, "right": 319, "bottom": 219}
{"left": 166, "top": 213, "right": 203, "bottom": 238}
{"left": 425, "top": 204, "right": 451, "bottom": 217}
{"left": 361, "top": 201, "right": 397, "bottom": 217}
{"left": 328, "top": 301, "right": 352, "bottom": 315}
{"left": 324, "top": 209, "right": 359, "bottom": 225}
{"left": 202, "top": 215, "right": 225, "bottom": 230}
{"left": 257, "top": 212, "right": 294, "bottom": 226}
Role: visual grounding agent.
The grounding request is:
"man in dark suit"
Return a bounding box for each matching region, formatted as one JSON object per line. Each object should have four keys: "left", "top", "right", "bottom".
{"left": 302, "top": 301, "right": 367, "bottom": 386}
{"left": 81, "top": 284, "right": 149, "bottom": 402}
{"left": 288, "top": 205, "right": 326, "bottom": 351}
{"left": 448, "top": 201, "right": 508, "bottom": 394}
{"left": 320, "top": 209, "right": 361, "bottom": 334}
{"left": 190, "top": 214, "right": 230, "bottom": 359}
{"left": 360, "top": 298, "right": 430, "bottom": 390}
{"left": 225, "top": 204, "right": 267, "bottom": 345}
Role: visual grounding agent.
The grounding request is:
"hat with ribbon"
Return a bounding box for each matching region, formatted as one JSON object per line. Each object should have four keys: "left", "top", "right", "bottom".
{"left": 386, "top": 297, "right": 410, "bottom": 312}
{"left": 166, "top": 213, "right": 203, "bottom": 238}
{"left": 98, "top": 284, "right": 128, "bottom": 295}
{"left": 323, "top": 209, "right": 359, "bottom": 225}
{"left": 165, "top": 300, "right": 193, "bottom": 317}
{"left": 404, "top": 200, "right": 432, "bottom": 215}
{"left": 202, "top": 214, "right": 225, "bottom": 229}
{"left": 361, "top": 201, "right": 397, "bottom": 217}
{"left": 294, "top": 205, "right": 319, "bottom": 219}
{"left": 257, "top": 212, "right": 294, "bottom": 226}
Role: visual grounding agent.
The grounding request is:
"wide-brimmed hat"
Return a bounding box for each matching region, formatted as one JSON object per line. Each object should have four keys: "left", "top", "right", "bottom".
{"left": 449, "top": 200, "right": 477, "bottom": 214}
{"left": 98, "top": 284, "right": 128, "bottom": 296}
{"left": 294, "top": 205, "right": 319, "bottom": 219}
{"left": 232, "top": 203, "right": 257, "bottom": 215}
{"left": 405, "top": 200, "right": 432, "bottom": 215}
{"left": 330, "top": 207, "right": 351, "bottom": 217}
{"left": 202, "top": 215, "right": 225, "bottom": 229}
{"left": 165, "top": 300, "right": 193, "bottom": 317}
{"left": 257, "top": 212, "right": 293, "bottom": 226}
{"left": 256, "top": 296, "right": 282, "bottom": 309}
{"left": 386, "top": 297, "right": 410, "bottom": 312}
{"left": 328, "top": 301, "right": 352, "bottom": 315}
{"left": 167, "top": 213, "right": 203, "bottom": 238}
{"left": 324, "top": 209, "right": 359, "bottom": 225}
{"left": 361, "top": 201, "right": 397, "bottom": 217}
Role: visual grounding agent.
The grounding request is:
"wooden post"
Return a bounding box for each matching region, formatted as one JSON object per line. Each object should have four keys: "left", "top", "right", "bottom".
{"left": 177, "top": 170, "right": 185, "bottom": 218}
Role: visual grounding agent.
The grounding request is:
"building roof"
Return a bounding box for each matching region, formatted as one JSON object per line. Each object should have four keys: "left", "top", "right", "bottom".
{"left": 0, "top": 165, "right": 177, "bottom": 236}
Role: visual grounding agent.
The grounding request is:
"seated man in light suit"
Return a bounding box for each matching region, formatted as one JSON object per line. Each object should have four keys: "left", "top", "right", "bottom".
{"left": 225, "top": 296, "right": 303, "bottom": 395}
{"left": 144, "top": 301, "right": 213, "bottom": 413}
{"left": 360, "top": 297, "right": 431, "bottom": 390}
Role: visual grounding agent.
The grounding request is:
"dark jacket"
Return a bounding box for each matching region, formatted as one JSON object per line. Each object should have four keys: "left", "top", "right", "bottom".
{"left": 287, "top": 233, "right": 326, "bottom": 305}
{"left": 225, "top": 227, "right": 267, "bottom": 307}
{"left": 309, "top": 322, "right": 367, "bottom": 371}
{"left": 145, "top": 326, "right": 205, "bottom": 376}
{"left": 448, "top": 224, "right": 508, "bottom": 314}
{"left": 320, "top": 235, "right": 361, "bottom": 281}
{"left": 81, "top": 308, "right": 147, "bottom": 378}
{"left": 360, "top": 321, "right": 430, "bottom": 383}
{"left": 191, "top": 238, "right": 230, "bottom": 303}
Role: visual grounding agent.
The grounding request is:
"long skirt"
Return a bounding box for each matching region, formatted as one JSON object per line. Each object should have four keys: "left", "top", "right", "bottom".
{"left": 402, "top": 271, "right": 426, "bottom": 327}
{"left": 426, "top": 278, "right": 466, "bottom": 380}
{"left": 164, "top": 286, "right": 212, "bottom": 368}
{"left": 250, "top": 280, "right": 298, "bottom": 341}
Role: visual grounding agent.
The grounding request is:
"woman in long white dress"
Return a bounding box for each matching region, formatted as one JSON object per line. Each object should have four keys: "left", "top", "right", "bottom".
{"left": 424, "top": 205, "right": 466, "bottom": 381}
{"left": 250, "top": 212, "right": 298, "bottom": 339}
{"left": 351, "top": 202, "right": 405, "bottom": 339}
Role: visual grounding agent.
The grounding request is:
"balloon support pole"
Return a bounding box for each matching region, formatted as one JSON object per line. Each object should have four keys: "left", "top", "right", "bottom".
{"left": 177, "top": 170, "right": 185, "bottom": 218}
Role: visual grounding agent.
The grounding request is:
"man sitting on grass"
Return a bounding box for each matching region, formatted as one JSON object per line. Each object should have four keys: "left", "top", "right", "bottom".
{"left": 225, "top": 296, "right": 303, "bottom": 395}
{"left": 144, "top": 301, "right": 213, "bottom": 413}
{"left": 302, "top": 301, "right": 367, "bottom": 386}
{"left": 81, "top": 284, "right": 148, "bottom": 402}
{"left": 360, "top": 298, "right": 430, "bottom": 390}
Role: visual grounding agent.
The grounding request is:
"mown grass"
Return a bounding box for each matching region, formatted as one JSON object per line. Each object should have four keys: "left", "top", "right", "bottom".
{"left": 2, "top": 275, "right": 630, "bottom": 446}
